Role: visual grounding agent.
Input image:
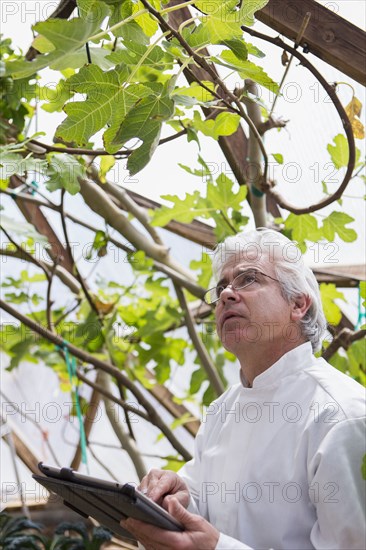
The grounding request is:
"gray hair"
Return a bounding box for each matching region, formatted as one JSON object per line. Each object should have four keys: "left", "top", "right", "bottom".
{"left": 212, "top": 228, "right": 326, "bottom": 351}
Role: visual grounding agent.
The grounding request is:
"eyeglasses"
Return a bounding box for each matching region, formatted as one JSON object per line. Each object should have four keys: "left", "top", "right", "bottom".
{"left": 203, "top": 268, "right": 279, "bottom": 305}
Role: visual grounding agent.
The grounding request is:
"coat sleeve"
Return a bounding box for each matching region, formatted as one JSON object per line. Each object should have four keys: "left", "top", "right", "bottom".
{"left": 309, "top": 416, "right": 366, "bottom": 549}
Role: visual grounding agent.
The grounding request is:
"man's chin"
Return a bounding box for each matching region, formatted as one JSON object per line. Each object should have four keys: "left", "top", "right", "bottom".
{"left": 220, "top": 323, "right": 261, "bottom": 346}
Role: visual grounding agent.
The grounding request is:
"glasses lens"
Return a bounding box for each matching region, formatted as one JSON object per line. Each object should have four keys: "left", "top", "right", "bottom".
{"left": 204, "top": 288, "right": 218, "bottom": 304}
{"left": 233, "top": 270, "right": 257, "bottom": 290}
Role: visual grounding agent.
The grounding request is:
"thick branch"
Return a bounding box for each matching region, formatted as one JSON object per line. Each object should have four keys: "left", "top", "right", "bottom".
{"left": 0, "top": 248, "right": 81, "bottom": 294}
{"left": 1, "top": 189, "right": 206, "bottom": 298}
{"left": 88, "top": 166, "right": 164, "bottom": 246}
{"left": 1, "top": 226, "right": 51, "bottom": 282}
{"left": 59, "top": 189, "right": 101, "bottom": 321}
{"left": 98, "top": 370, "right": 147, "bottom": 480}
{"left": 244, "top": 80, "right": 267, "bottom": 228}
{"left": 9, "top": 176, "right": 74, "bottom": 272}
{"left": 322, "top": 328, "right": 366, "bottom": 361}
{"left": 29, "top": 131, "right": 186, "bottom": 157}
{"left": 78, "top": 177, "right": 194, "bottom": 281}
{"left": 174, "top": 283, "right": 224, "bottom": 396}
{"left": 242, "top": 26, "right": 356, "bottom": 214}
{"left": 69, "top": 379, "right": 102, "bottom": 470}
{"left": 164, "top": 1, "right": 265, "bottom": 190}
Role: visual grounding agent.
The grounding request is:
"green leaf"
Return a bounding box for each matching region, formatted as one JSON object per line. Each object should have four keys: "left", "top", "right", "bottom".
{"left": 106, "top": 41, "right": 165, "bottom": 69}
{"left": 130, "top": 0, "right": 159, "bottom": 37}
{"left": 39, "top": 80, "right": 74, "bottom": 113}
{"left": 178, "top": 155, "right": 213, "bottom": 179}
{"left": 45, "top": 154, "right": 86, "bottom": 195}
{"left": 151, "top": 191, "right": 205, "bottom": 226}
{"left": 284, "top": 213, "right": 321, "bottom": 244}
{"left": 320, "top": 283, "right": 346, "bottom": 325}
{"left": 190, "top": 253, "right": 213, "bottom": 289}
{"left": 5, "top": 9, "right": 108, "bottom": 79}
{"left": 195, "top": 0, "right": 269, "bottom": 42}
{"left": 272, "top": 153, "right": 284, "bottom": 164}
{"left": 8, "top": 337, "right": 36, "bottom": 370}
{"left": 347, "top": 339, "right": 366, "bottom": 380}
{"left": 99, "top": 155, "right": 116, "bottom": 183}
{"left": 192, "top": 111, "right": 241, "bottom": 140}
{"left": 162, "top": 456, "right": 185, "bottom": 472}
{"left": 215, "top": 51, "right": 279, "bottom": 93}
{"left": 221, "top": 39, "right": 248, "bottom": 60}
{"left": 108, "top": 1, "right": 149, "bottom": 44}
{"left": 111, "top": 84, "right": 175, "bottom": 174}
{"left": 56, "top": 65, "right": 151, "bottom": 146}
{"left": 360, "top": 281, "right": 366, "bottom": 308}
{"left": 5, "top": 291, "right": 31, "bottom": 304}
{"left": 0, "top": 151, "right": 47, "bottom": 188}
{"left": 208, "top": 172, "right": 247, "bottom": 212}
{"left": 203, "top": 383, "right": 217, "bottom": 406}
{"left": 327, "top": 134, "right": 349, "bottom": 169}
{"left": 322, "top": 211, "right": 357, "bottom": 242}
{"left": 74, "top": 310, "right": 105, "bottom": 352}
{"left": 50, "top": 47, "right": 115, "bottom": 71}
{"left": 20, "top": 270, "right": 47, "bottom": 283}
{"left": 190, "top": 367, "right": 208, "bottom": 395}
{"left": 246, "top": 42, "right": 265, "bottom": 58}
{"left": 77, "top": 0, "right": 108, "bottom": 18}
{"left": 172, "top": 82, "right": 216, "bottom": 105}
{"left": 328, "top": 351, "right": 348, "bottom": 374}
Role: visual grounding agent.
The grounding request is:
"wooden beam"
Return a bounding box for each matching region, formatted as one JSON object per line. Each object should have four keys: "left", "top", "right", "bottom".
{"left": 256, "top": 0, "right": 366, "bottom": 85}
{"left": 9, "top": 175, "right": 75, "bottom": 273}
{"left": 119, "top": 188, "right": 366, "bottom": 288}
{"left": 8, "top": 431, "right": 40, "bottom": 474}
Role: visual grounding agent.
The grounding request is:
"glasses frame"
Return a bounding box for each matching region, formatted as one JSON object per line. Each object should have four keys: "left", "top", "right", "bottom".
{"left": 204, "top": 268, "right": 279, "bottom": 305}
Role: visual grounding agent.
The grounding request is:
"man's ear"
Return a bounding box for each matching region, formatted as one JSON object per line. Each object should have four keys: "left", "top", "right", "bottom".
{"left": 290, "top": 294, "right": 312, "bottom": 321}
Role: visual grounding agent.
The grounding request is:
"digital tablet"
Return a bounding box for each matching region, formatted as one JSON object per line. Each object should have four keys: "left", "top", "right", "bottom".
{"left": 33, "top": 463, "right": 184, "bottom": 540}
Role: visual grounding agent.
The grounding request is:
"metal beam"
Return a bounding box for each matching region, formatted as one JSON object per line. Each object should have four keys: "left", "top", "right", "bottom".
{"left": 256, "top": 0, "right": 366, "bottom": 85}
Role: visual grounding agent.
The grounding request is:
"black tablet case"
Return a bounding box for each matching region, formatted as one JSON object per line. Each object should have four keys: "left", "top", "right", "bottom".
{"left": 33, "top": 474, "right": 183, "bottom": 540}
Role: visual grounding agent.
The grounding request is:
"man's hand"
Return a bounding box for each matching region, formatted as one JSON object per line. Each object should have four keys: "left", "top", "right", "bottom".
{"left": 138, "top": 468, "right": 190, "bottom": 510}
{"left": 122, "top": 496, "right": 220, "bottom": 550}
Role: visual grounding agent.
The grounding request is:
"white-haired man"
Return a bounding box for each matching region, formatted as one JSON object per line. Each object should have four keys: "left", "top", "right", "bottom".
{"left": 123, "top": 229, "right": 365, "bottom": 549}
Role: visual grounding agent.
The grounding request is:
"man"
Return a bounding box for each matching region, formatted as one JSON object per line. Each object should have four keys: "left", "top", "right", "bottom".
{"left": 123, "top": 229, "right": 366, "bottom": 549}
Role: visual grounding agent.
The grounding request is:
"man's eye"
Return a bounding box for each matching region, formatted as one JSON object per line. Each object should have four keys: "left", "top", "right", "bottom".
{"left": 216, "top": 285, "right": 225, "bottom": 297}
{"left": 237, "top": 272, "right": 256, "bottom": 286}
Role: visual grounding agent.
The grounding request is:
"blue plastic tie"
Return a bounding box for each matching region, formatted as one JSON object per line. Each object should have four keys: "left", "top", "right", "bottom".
{"left": 57, "top": 341, "right": 88, "bottom": 468}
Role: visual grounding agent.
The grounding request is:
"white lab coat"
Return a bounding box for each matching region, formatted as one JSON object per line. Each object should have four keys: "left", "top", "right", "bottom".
{"left": 179, "top": 342, "right": 366, "bottom": 549}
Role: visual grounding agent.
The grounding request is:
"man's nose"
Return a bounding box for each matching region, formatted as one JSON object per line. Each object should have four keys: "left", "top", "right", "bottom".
{"left": 220, "top": 284, "right": 240, "bottom": 303}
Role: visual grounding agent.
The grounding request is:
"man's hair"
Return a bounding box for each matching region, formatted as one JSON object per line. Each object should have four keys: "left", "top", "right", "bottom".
{"left": 212, "top": 228, "right": 326, "bottom": 351}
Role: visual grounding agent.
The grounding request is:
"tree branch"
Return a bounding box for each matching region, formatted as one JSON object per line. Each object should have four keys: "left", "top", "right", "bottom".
{"left": 242, "top": 25, "right": 356, "bottom": 214}
{"left": 69, "top": 377, "right": 102, "bottom": 470}
{"left": 0, "top": 226, "right": 51, "bottom": 283}
{"left": 98, "top": 370, "right": 147, "bottom": 480}
{"left": 0, "top": 248, "right": 81, "bottom": 295}
{"left": 322, "top": 328, "right": 366, "bottom": 361}
{"left": 59, "top": 189, "right": 102, "bottom": 321}
{"left": 76, "top": 370, "right": 149, "bottom": 422}
{"left": 0, "top": 299, "right": 192, "bottom": 461}
{"left": 77, "top": 176, "right": 194, "bottom": 281}
{"left": 1, "top": 188, "right": 206, "bottom": 298}
{"left": 174, "top": 283, "right": 225, "bottom": 396}
{"left": 141, "top": 0, "right": 269, "bottom": 180}
{"left": 88, "top": 165, "right": 164, "bottom": 246}
{"left": 244, "top": 79, "right": 267, "bottom": 228}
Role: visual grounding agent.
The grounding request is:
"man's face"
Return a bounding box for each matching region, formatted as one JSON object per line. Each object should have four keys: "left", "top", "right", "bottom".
{"left": 215, "top": 253, "right": 301, "bottom": 356}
